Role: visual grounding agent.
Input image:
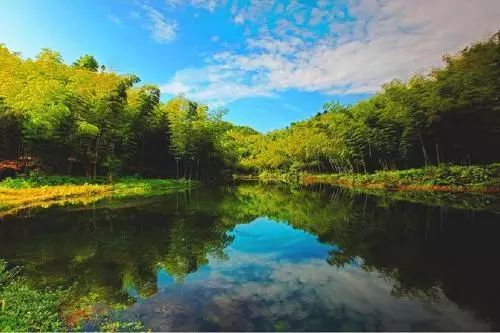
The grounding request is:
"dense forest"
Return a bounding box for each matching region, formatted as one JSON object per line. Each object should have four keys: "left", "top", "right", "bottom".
{"left": 233, "top": 32, "right": 500, "bottom": 174}
{"left": 0, "top": 47, "right": 238, "bottom": 180}
{"left": 0, "top": 32, "right": 499, "bottom": 180}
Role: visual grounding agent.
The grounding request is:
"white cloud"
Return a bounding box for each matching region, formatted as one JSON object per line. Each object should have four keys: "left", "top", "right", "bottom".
{"left": 161, "top": 0, "right": 500, "bottom": 104}
{"left": 230, "top": 0, "right": 277, "bottom": 25}
{"left": 135, "top": 245, "right": 491, "bottom": 331}
{"left": 233, "top": 13, "right": 245, "bottom": 24}
{"left": 142, "top": 4, "right": 177, "bottom": 43}
{"left": 137, "top": 0, "right": 225, "bottom": 44}
{"left": 165, "top": 0, "right": 226, "bottom": 12}
{"left": 160, "top": 66, "right": 274, "bottom": 106}
{"left": 161, "top": 81, "right": 191, "bottom": 95}
{"left": 308, "top": 7, "right": 324, "bottom": 26}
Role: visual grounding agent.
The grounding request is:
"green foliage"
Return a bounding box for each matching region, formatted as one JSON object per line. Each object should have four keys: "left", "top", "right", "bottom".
{"left": 0, "top": 46, "right": 230, "bottom": 180}
{"left": 0, "top": 175, "right": 198, "bottom": 191}
{"left": 72, "top": 311, "right": 145, "bottom": 332}
{"left": 302, "top": 164, "right": 500, "bottom": 191}
{"left": 0, "top": 175, "right": 106, "bottom": 189}
{"left": 0, "top": 259, "right": 147, "bottom": 332}
{"left": 0, "top": 260, "right": 68, "bottom": 332}
{"left": 98, "top": 319, "right": 145, "bottom": 332}
{"left": 73, "top": 54, "right": 99, "bottom": 72}
{"left": 1, "top": 33, "right": 499, "bottom": 181}
{"left": 0, "top": 176, "right": 199, "bottom": 217}
{"left": 238, "top": 33, "right": 500, "bottom": 174}
{"left": 76, "top": 121, "right": 100, "bottom": 137}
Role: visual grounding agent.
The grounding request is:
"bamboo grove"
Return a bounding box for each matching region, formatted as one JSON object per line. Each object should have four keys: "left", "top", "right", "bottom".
{"left": 0, "top": 47, "right": 234, "bottom": 179}
{"left": 0, "top": 32, "right": 499, "bottom": 179}
{"left": 231, "top": 32, "right": 500, "bottom": 174}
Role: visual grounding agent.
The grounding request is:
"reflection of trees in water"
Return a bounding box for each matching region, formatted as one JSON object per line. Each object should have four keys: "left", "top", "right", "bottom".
{"left": 0, "top": 184, "right": 499, "bottom": 327}
{"left": 0, "top": 193, "right": 232, "bottom": 307}
{"left": 219, "top": 184, "right": 500, "bottom": 328}
{"left": 158, "top": 215, "right": 233, "bottom": 283}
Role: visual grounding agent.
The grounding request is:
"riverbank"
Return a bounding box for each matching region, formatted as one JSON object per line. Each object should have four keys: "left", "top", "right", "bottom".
{"left": 0, "top": 176, "right": 198, "bottom": 217}
{"left": 254, "top": 164, "right": 500, "bottom": 194}
{"left": 246, "top": 164, "right": 500, "bottom": 212}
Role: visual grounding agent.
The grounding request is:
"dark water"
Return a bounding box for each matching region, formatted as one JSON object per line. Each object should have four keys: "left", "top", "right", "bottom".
{"left": 1, "top": 183, "right": 499, "bottom": 331}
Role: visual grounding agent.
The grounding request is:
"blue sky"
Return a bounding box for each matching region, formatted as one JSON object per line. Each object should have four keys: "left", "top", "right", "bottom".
{"left": 1, "top": 0, "right": 499, "bottom": 132}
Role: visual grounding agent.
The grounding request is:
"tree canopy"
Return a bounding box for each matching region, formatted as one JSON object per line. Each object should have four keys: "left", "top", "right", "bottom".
{"left": 0, "top": 32, "right": 499, "bottom": 179}
{"left": 234, "top": 33, "right": 500, "bottom": 174}
{"left": 0, "top": 46, "right": 237, "bottom": 179}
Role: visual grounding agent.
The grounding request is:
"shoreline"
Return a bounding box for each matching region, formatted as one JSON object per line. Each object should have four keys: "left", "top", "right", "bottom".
{"left": 301, "top": 175, "right": 500, "bottom": 194}
{"left": 240, "top": 164, "right": 500, "bottom": 195}
{"left": 0, "top": 178, "right": 199, "bottom": 217}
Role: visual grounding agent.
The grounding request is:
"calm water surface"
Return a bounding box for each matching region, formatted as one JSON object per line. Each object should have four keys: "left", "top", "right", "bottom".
{"left": 0, "top": 184, "right": 499, "bottom": 331}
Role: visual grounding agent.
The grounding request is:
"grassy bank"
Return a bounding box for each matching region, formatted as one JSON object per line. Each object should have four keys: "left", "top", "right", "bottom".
{"left": 257, "top": 164, "right": 500, "bottom": 194}
{"left": 251, "top": 165, "right": 500, "bottom": 213}
{"left": 0, "top": 176, "right": 198, "bottom": 217}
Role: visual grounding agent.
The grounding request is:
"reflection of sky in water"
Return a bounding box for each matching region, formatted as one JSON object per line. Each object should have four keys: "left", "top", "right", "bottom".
{"left": 127, "top": 218, "right": 491, "bottom": 331}
{"left": 154, "top": 218, "right": 336, "bottom": 289}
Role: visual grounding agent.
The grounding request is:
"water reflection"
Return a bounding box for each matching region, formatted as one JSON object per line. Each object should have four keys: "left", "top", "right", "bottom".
{"left": 0, "top": 184, "right": 499, "bottom": 330}
{"left": 127, "top": 218, "right": 489, "bottom": 331}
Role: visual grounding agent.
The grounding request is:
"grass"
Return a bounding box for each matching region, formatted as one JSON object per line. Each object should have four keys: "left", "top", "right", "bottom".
{"left": 291, "top": 164, "right": 500, "bottom": 193}
{"left": 0, "top": 176, "right": 198, "bottom": 217}
{"left": 251, "top": 164, "right": 500, "bottom": 212}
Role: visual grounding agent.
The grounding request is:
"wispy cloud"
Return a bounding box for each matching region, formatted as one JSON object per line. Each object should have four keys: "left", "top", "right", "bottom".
{"left": 107, "top": 14, "right": 122, "bottom": 26}
{"left": 139, "top": 0, "right": 225, "bottom": 44}
{"left": 161, "top": 0, "right": 500, "bottom": 105}
{"left": 161, "top": 66, "right": 275, "bottom": 107}
{"left": 230, "top": 0, "right": 276, "bottom": 25}
{"left": 165, "top": 0, "right": 226, "bottom": 12}
{"left": 142, "top": 4, "right": 177, "bottom": 44}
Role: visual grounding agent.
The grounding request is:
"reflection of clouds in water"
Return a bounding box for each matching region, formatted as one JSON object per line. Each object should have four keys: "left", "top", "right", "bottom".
{"left": 217, "top": 254, "right": 489, "bottom": 331}
{"left": 130, "top": 220, "right": 491, "bottom": 331}
{"left": 135, "top": 252, "right": 490, "bottom": 331}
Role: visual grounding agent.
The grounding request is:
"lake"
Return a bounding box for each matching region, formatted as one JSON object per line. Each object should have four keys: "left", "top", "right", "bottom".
{"left": 0, "top": 183, "right": 499, "bottom": 331}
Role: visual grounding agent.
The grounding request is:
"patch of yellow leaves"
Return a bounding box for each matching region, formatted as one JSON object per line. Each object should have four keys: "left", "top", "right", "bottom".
{"left": 0, "top": 185, "right": 111, "bottom": 218}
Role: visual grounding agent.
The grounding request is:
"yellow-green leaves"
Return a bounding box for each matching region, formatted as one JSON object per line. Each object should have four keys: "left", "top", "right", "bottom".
{"left": 76, "top": 121, "right": 99, "bottom": 137}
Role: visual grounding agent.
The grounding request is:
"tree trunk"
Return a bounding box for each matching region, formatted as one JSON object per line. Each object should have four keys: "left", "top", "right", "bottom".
{"left": 176, "top": 158, "right": 179, "bottom": 180}
{"left": 418, "top": 134, "right": 429, "bottom": 167}
{"left": 435, "top": 142, "right": 440, "bottom": 165}
{"left": 196, "top": 159, "right": 200, "bottom": 179}
{"left": 328, "top": 158, "right": 335, "bottom": 173}
{"left": 189, "top": 159, "right": 193, "bottom": 181}
{"left": 183, "top": 158, "right": 187, "bottom": 179}
{"left": 16, "top": 143, "right": 21, "bottom": 169}
{"left": 93, "top": 134, "right": 101, "bottom": 180}
{"left": 361, "top": 157, "right": 367, "bottom": 174}
{"left": 140, "top": 138, "right": 145, "bottom": 172}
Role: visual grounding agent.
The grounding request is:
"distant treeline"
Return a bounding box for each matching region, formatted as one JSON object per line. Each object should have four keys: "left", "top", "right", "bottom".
{"left": 229, "top": 32, "right": 500, "bottom": 174}
{"left": 1, "top": 33, "right": 499, "bottom": 179}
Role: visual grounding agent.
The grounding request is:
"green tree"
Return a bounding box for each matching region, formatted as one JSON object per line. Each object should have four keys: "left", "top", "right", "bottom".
{"left": 72, "top": 54, "right": 99, "bottom": 71}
